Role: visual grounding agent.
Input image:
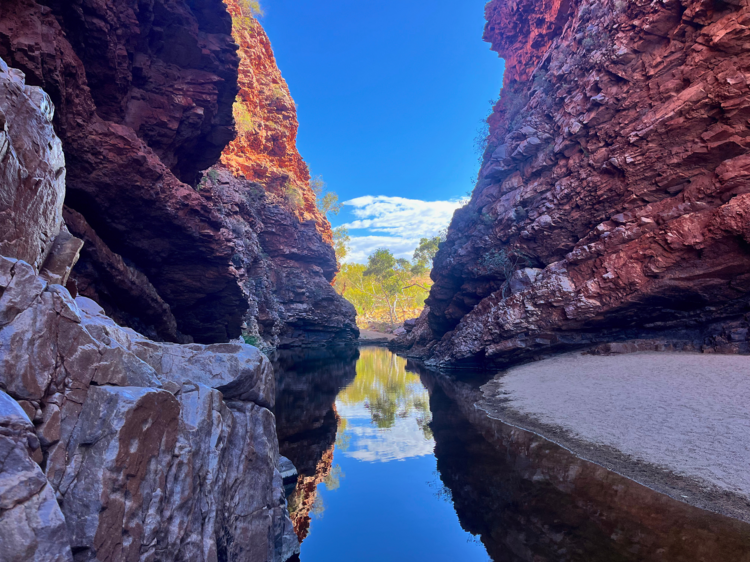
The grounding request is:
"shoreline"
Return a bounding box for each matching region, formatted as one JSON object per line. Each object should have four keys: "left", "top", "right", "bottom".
{"left": 409, "top": 350, "right": 750, "bottom": 525}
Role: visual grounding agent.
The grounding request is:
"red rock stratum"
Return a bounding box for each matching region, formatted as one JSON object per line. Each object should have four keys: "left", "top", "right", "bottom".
{"left": 402, "top": 0, "right": 750, "bottom": 366}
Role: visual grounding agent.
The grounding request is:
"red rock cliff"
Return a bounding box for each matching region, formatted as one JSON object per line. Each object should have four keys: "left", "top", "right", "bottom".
{"left": 0, "top": 0, "right": 245, "bottom": 343}
{"left": 221, "top": 0, "right": 332, "bottom": 241}
{"left": 406, "top": 0, "right": 750, "bottom": 366}
{"left": 0, "top": 0, "right": 354, "bottom": 345}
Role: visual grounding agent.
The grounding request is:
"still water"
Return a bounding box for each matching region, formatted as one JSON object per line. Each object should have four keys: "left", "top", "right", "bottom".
{"left": 273, "top": 347, "right": 750, "bottom": 562}
{"left": 275, "top": 347, "right": 490, "bottom": 562}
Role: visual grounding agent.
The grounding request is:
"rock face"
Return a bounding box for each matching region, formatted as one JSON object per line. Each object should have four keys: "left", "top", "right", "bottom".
{"left": 195, "top": 167, "right": 358, "bottom": 348}
{"left": 407, "top": 0, "right": 750, "bottom": 366}
{"left": 0, "top": 258, "right": 299, "bottom": 562}
{"left": 0, "top": 0, "right": 356, "bottom": 347}
{"left": 220, "top": 1, "right": 331, "bottom": 242}
{"left": 0, "top": 59, "right": 298, "bottom": 561}
{"left": 0, "top": 0, "right": 246, "bottom": 344}
{"left": 0, "top": 58, "right": 65, "bottom": 272}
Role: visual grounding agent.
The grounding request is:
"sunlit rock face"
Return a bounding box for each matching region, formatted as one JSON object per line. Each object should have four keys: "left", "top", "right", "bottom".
{"left": 411, "top": 0, "right": 750, "bottom": 366}
{"left": 0, "top": 261, "right": 298, "bottom": 561}
{"left": 220, "top": 0, "right": 332, "bottom": 243}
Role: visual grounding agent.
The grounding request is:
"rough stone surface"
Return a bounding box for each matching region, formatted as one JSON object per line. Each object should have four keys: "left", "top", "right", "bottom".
{"left": 0, "top": 261, "right": 298, "bottom": 561}
{"left": 0, "top": 0, "right": 247, "bottom": 343}
{"left": 0, "top": 390, "right": 72, "bottom": 562}
{"left": 0, "top": 0, "right": 354, "bottom": 348}
{"left": 194, "top": 166, "right": 358, "bottom": 348}
{"left": 0, "top": 59, "right": 65, "bottom": 271}
{"left": 220, "top": 1, "right": 332, "bottom": 243}
{"left": 409, "top": 0, "right": 750, "bottom": 366}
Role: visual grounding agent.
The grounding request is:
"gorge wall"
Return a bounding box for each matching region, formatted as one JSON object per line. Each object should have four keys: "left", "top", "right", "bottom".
{"left": 0, "top": 0, "right": 357, "bottom": 559}
{"left": 0, "top": 56, "right": 298, "bottom": 561}
{"left": 0, "top": 0, "right": 356, "bottom": 348}
{"left": 399, "top": 0, "right": 750, "bottom": 366}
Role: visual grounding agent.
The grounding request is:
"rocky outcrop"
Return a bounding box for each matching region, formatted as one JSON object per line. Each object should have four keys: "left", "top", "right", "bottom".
{"left": 196, "top": 167, "right": 358, "bottom": 347}
{"left": 410, "top": 0, "right": 750, "bottom": 366}
{"left": 0, "top": 58, "right": 65, "bottom": 272}
{"left": 0, "top": 0, "right": 247, "bottom": 343}
{"left": 0, "top": 59, "right": 297, "bottom": 561}
{"left": 0, "top": 0, "right": 355, "bottom": 347}
{"left": 0, "top": 257, "right": 299, "bottom": 561}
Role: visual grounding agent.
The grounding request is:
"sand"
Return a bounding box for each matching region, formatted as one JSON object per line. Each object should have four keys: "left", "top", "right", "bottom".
{"left": 479, "top": 352, "right": 750, "bottom": 519}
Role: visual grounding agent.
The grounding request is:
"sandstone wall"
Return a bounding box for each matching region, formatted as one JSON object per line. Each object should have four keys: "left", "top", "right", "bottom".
{"left": 407, "top": 0, "right": 750, "bottom": 366}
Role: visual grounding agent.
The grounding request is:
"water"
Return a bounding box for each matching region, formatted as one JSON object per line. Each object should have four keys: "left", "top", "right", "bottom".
{"left": 273, "top": 347, "right": 750, "bottom": 562}
{"left": 275, "top": 347, "right": 491, "bottom": 562}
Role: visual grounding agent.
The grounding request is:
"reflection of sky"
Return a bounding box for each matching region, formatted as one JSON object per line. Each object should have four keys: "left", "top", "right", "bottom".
{"left": 336, "top": 400, "right": 434, "bottom": 462}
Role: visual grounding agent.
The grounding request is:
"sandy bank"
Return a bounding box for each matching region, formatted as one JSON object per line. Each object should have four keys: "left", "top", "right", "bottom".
{"left": 479, "top": 352, "right": 750, "bottom": 522}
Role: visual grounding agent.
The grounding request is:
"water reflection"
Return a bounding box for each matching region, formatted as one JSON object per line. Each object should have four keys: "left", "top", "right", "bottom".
{"left": 416, "top": 365, "right": 750, "bottom": 562}
{"left": 336, "top": 349, "right": 434, "bottom": 462}
{"left": 275, "top": 347, "right": 491, "bottom": 562}
{"left": 275, "top": 348, "right": 750, "bottom": 562}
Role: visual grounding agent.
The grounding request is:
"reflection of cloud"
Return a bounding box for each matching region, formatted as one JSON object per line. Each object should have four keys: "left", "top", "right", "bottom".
{"left": 336, "top": 402, "right": 434, "bottom": 463}
{"left": 340, "top": 196, "right": 463, "bottom": 264}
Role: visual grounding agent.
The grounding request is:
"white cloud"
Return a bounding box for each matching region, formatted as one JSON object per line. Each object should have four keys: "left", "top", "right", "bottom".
{"left": 340, "top": 196, "right": 463, "bottom": 264}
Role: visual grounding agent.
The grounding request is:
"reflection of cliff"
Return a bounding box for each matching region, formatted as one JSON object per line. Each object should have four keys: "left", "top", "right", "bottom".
{"left": 273, "top": 347, "right": 358, "bottom": 542}
{"left": 286, "top": 426, "right": 336, "bottom": 542}
{"left": 422, "top": 370, "right": 750, "bottom": 562}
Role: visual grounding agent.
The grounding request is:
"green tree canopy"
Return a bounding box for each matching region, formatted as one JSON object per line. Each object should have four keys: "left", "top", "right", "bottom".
{"left": 311, "top": 175, "right": 342, "bottom": 217}
{"left": 411, "top": 231, "right": 446, "bottom": 275}
{"left": 333, "top": 226, "right": 350, "bottom": 263}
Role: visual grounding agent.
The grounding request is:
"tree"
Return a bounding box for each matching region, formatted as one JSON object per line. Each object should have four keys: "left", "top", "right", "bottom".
{"left": 311, "top": 175, "right": 342, "bottom": 217}
{"left": 333, "top": 226, "right": 350, "bottom": 263}
{"left": 364, "top": 249, "right": 412, "bottom": 327}
{"left": 411, "top": 230, "right": 446, "bottom": 275}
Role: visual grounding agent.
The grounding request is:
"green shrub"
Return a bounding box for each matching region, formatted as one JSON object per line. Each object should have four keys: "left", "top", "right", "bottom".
{"left": 284, "top": 183, "right": 303, "bottom": 210}
{"left": 233, "top": 102, "right": 255, "bottom": 134}
{"left": 242, "top": 334, "right": 261, "bottom": 347}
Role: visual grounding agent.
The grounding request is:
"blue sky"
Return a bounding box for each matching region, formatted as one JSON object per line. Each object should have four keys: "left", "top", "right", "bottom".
{"left": 260, "top": 0, "right": 505, "bottom": 263}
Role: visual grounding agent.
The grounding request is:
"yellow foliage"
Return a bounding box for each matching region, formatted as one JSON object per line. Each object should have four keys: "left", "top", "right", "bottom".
{"left": 233, "top": 101, "right": 254, "bottom": 134}
{"left": 334, "top": 263, "right": 430, "bottom": 329}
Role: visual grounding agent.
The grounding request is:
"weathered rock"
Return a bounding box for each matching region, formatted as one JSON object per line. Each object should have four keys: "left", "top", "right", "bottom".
{"left": 0, "top": 261, "right": 299, "bottom": 561}
{"left": 63, "top": 207, "right": 182, "bottom": 343}
{"left": 220, "top": 1, "right": 332, "bottom": 243}
{"left": 195, "top": 167, "right": 359, "bottom": 348}
{"left": 0, "top": 59, "right": 65, "bottom": 272}
{"left": 0, "top": 0, "right": 247, "bottom": 343}
{"left": 416, "top": 0, "right": 750, "bottom": 366}
{"left": 0, "top": 391, "right": 72, "bottom": 562}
